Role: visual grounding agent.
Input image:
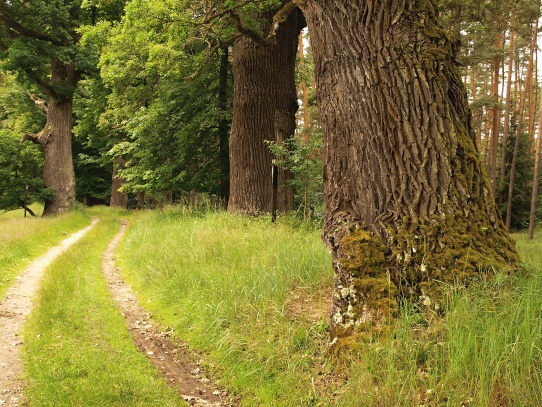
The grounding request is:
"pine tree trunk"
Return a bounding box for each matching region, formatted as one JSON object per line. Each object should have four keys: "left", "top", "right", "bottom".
{"left": 298, "top": 31, "right": 310, "bottom": 142}
{"left": 297, "top": 0, "right": 520, "bottom": 338}
{"left": 506, "top": 19, "right": 537, "bottom": 229}
{"left": 228, "top": 7, "right": 303, "bottom": 214}
{"left": 489, "top": 32, "right": 503, "bottom": 196}
{"left": 471, "top": 68, "right": 482, "bottom": 151}
{"left": 110, "top": 157, "right": 128, "bottom": 208}
{"left": 528, "top": 88, "right": 542, "bottom": 239}
{"left": 500, "top": 18, "right": 515, "bottom": 189}
{"left": 483, "top": 108, "right": 491, "bottom": 166}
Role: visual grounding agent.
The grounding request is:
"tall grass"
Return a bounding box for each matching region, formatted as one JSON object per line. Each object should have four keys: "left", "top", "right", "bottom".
{"left": 117, "top": 208, "right": 333, "bottom": 406}
{"left": 337, "top": 232, "right": 542, "bottom": 407}
{"left": 0, "top": 205, "right": 91, "bottom": 299}
{"left": 23, "top": 207, "right": 183, "bottom": 406}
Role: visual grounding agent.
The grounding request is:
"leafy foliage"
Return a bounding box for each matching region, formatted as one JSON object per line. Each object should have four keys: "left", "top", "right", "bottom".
{"left": 266, "top": 133, "right": 323, "bottom": 220}
{"left": 94, "top": 0, "right": 233, "bottom": 199}
{"left": 0, "top": 74, "right": 50, "bottom": 212}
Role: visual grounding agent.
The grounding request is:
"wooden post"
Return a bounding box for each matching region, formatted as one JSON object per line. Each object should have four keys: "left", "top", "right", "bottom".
{"left": 24, "top": 185, "right": 28, "bottom": 218}
{"left": 271, "top": 164, "right": 278, "bottom": 223}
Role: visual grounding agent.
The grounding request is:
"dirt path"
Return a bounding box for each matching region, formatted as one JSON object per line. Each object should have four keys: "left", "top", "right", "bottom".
{"left": 102, "top": 220, "right": 235, "bottom": 407}
{"left": 0, "top": 218, "right": 99, "bottom": 407}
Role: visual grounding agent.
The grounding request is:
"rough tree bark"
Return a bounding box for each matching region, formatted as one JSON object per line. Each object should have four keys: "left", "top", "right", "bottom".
{"left": 294, "top": 0, "right": 520, "bottom": 338}
{"left": 21, "top": 58, "right": 77, "bottom": 215}
{"left": 228, "top": 4, "right": 305, "bottom": 214}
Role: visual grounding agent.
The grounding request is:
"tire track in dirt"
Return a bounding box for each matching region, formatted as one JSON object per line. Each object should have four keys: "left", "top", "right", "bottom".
{"left": 103, "top": 220, "right": 236, "bottom": 407}
{"left": 0, "top": 218, "right": 99, "bottom": 407}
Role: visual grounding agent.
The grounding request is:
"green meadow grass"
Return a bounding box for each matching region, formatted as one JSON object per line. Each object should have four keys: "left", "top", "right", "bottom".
{"left": 117, "top": 208, "right": 334, "bottom": 406}
{"left": 22, "top": 207, "right": 184, "bottom": 406}
{"left": 0, "top": 204, "right": 90, "bottom": 299}
{"left": 0, "top": 202, "right": 44, "bottom": 219}
{"left": 117, "top": 208, "right": 542, "bottom": 407}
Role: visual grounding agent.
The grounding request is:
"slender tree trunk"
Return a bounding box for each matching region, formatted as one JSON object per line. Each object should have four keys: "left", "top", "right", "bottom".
{"left": 528, "top": 87, "right": 542, "bottom": 239}
{"left": 471, "top": 68, "right": 482, "bottom": 151}
{"left": 228, "top": 6, "right": 304, "bottom": 214}
{"left": 296, "top": 0, "right": 520, "bottom": 338}
{"left": 528, "top": 29, "right": 539, "bottom": 150}
{"left": 218, "top": 46, "right": 230, "bottom": 207}
{"left": 506, "top": 19, "right": 538, "bottom": 229}
{"left": 298, "top": 31, "right": 310, "bottom": 142}
{"left": 500, "top": 18, "right": 515, "bottom": 190}
{"left": 483, "top": 108, "right": 491, "bottom": 165}
{"left": 490, "top": 31, "right": 503, "bottom": 196}
{"left": 110, "top": 156, "right": 128, "bottom": 208}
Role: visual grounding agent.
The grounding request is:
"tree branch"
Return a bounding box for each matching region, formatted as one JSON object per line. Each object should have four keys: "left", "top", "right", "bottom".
{"left": 20, "top": 123, "right": 52, "bottom": 146}
{"left": 20, "top": 133, "right": 41, "bottom": 145}
{"left": 20, "top": 203, "right": 36, "bottom": 216}
{"left": 0, "top": 6, "right": 62, "bottom": 45}
{"left": 229, "top": 1, "right": 300, "bottom": 46}
{"left": 228, "top": 11, "right": 270, "bottom": 46}
{"left": 24, "top": 69, "right": 57, "bottom": 98}
{"left": 26, "top": 91, "right": 48, "bottom": 113}
{"left": 268, "top": 1, "right": 297, "bottom": 39}
{"left": 184, "top": 33, "right": 242, "bottom": 81}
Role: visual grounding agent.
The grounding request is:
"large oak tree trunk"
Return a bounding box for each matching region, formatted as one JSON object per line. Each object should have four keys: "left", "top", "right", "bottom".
{"left": 228, "top": 6, "right": 304, "bottom": 214}
{"left": 42, "top": 96, "right": 76, "bottom": 215}
{"left": 296, "top": 0, "right": 520, "bottom": 338}
{"left": 22, "top": 58, "right": 77, "bottom": 216}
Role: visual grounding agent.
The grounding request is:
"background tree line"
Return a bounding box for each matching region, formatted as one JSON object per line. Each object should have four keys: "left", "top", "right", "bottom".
{"left": 1, "top": 1, "right": 540, "bottom": 230}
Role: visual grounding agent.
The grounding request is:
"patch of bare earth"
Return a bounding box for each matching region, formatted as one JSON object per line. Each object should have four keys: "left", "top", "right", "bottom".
{"left": 285, "top": 287, "right": 353, "bottom": 398}
{"left": 0, "top": 219, "right": 99, "bottom": 407}
{"left": 103, "top": 220, "right": 235, "bottom": 407}
{"left": 285, "top": 287, "right": 332, "bottom": 325}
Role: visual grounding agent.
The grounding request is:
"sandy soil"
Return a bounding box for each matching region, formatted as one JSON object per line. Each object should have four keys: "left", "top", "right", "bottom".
{"left": 0, "top": 218, "right": 99, "bottom": 407}
{"left": 102, "top": 220, "right": 235, "bottom": 407}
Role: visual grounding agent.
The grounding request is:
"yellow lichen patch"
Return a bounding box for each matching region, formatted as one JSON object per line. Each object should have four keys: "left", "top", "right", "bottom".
{"left": 332, "top": 228, "right": 399, "bottom": 338}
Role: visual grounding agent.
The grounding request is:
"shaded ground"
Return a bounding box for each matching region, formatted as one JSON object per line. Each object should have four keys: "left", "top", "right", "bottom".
{"left": 0, "top": 219, "right": 99, "bottom": 407}
{"left": 102, "top": 220, "right": 235, "bottom": 407}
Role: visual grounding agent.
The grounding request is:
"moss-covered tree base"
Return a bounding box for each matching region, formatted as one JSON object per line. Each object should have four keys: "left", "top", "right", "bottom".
{"left": 329, "top": 215, "right": 520, "bottom": 339}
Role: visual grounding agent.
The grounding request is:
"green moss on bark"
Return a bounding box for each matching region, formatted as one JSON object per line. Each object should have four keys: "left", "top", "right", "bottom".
{"left": 332, "top": 228, "right": 399, "bottom": 337}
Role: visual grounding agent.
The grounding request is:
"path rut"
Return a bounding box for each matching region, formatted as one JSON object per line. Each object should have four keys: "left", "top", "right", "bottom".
{"left": 102, "top": 220, "right": 235, "bottom": 407}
